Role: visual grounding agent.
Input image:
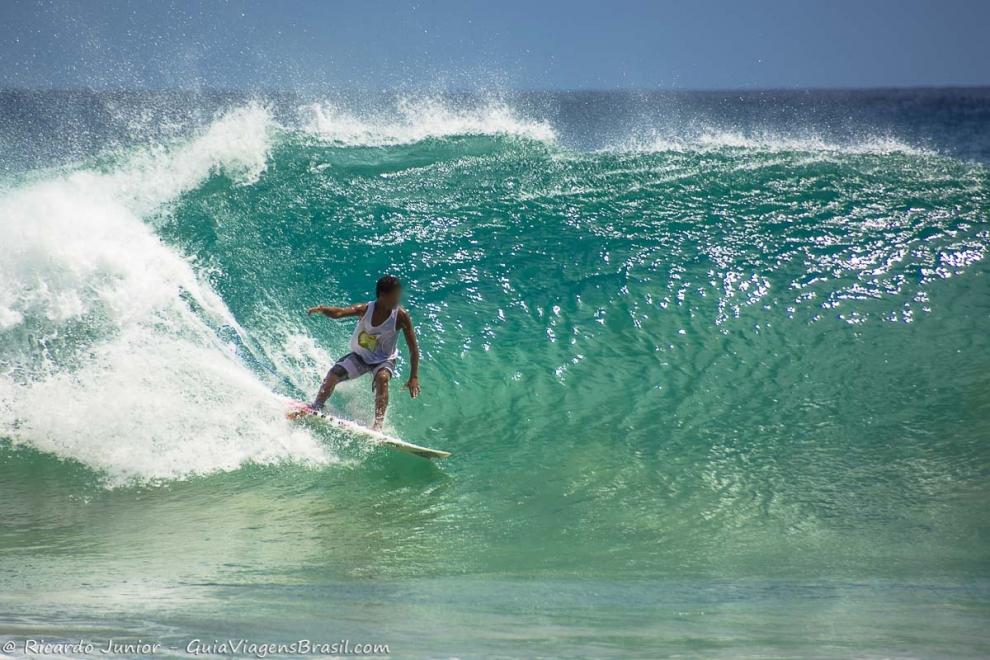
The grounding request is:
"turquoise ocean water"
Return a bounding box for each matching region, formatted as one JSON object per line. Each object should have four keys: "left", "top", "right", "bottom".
{"left": 1, "top": 89, "right": 989, "bottom": 656}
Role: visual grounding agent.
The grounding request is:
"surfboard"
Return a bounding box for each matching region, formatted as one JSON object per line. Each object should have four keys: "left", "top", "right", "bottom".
{"left": 286, "top": 401, "right": 451, "bottom": 460}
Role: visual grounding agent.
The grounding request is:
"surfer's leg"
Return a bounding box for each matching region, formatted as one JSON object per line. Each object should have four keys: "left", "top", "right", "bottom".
{"left": 287, "top": 368, "right": 341, "bottom": 419}
{"left": 312, "top": 368, "right": 345, "bottom": 411}
{"left": 306, "top": 354, "right": 367, "bottom": 413}
{"left": 372, "top": 369, "right": 391, "bottom": 430}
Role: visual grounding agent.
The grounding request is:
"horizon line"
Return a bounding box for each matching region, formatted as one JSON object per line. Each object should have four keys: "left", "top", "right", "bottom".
{"left": 2, "top": 84, "right": 990, "bottom": 96}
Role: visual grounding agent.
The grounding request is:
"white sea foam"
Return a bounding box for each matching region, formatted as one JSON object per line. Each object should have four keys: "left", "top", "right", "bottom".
{"left": 618, "top": 128, "right": 930, "bottom": 156}
{"left": 301, "top": 97, "right": 556, "bottom": 146}
{"left": 0, "top": 104, "right": 332, "bottom": 485}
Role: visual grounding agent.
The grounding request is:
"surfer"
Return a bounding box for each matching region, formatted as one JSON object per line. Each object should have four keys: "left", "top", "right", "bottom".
{"left": 292, "top": 275, "right": 420, "bottom": 430}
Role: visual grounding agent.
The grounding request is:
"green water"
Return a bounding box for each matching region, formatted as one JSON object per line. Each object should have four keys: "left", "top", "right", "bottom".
{"left": 1, "top": 91, "right": 989, "bottom": 656}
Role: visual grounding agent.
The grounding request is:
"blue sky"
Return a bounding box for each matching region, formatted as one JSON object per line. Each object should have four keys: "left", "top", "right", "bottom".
{"left": 2, "top": 0, "right": 989, "bottom": 90}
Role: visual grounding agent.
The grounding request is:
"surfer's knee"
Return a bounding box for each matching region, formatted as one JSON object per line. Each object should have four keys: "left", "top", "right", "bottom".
{"left": 374, "top": 369, "right": 391, "bottom": 393}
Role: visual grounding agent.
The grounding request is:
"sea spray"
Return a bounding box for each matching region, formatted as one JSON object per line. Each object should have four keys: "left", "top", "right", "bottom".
{"left": 300, "top": 96, "right": 556, "bottom": 146}
{"left": 0, "top": 104, "right": 330, "bottom": 484}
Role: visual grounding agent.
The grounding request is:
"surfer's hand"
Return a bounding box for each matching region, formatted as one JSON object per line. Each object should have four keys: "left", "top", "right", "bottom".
{"left": 404, "top": 377, "right": 420, "bottom": 398}
{"left": 307, "top": 306, "right": 322, "bottom": 315}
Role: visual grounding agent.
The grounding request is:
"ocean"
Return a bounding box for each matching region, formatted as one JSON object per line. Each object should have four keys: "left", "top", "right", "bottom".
{"left": 1, "top": 88, "right": 988, "bottom": 657}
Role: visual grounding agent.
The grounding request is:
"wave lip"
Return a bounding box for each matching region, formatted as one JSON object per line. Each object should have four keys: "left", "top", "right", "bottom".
{"left": 617, "top": 129, "right": 932, "bottom": 157}
{"left": 300, "top": 97, "right": 557, "bottom": 147}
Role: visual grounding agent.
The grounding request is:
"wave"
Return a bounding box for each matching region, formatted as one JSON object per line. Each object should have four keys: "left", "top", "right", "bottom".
{"left": 1, "top": 93, "right": 984, "bottom": 489}
{"left": 299, "top": 97, "right": 556, "bottom": 146}
{"left": 0, "top": 104, "right": 332, "bottom": 485}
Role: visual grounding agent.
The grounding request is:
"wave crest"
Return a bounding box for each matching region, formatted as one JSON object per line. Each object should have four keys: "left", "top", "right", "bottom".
{"left": 300, "top": 97, "right": 556, "bottom": 146}
{"left": 618, "top": 129, "right": 930, "bottom": 156}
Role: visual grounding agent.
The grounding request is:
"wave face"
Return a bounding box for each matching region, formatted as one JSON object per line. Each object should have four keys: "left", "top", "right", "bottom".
{"left": 0, "top": 89, "right": 989, "bottom": 652}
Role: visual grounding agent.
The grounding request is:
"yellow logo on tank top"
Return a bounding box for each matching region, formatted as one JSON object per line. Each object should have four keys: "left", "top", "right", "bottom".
{"left": 357, "top": 330, "right": 378, "bottom": 351}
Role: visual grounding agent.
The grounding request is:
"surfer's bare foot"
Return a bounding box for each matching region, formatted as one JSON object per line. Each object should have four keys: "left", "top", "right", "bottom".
{"left": 287, "top": 405, "right": 318, "bottom": 420}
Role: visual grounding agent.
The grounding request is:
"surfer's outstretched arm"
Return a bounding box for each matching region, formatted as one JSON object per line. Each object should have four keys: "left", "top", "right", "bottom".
{"left": 307, "top": 303, "right": 368, "bottom": 319}
{"left": 398, "top": 309, "right": 421, "bottom": 398}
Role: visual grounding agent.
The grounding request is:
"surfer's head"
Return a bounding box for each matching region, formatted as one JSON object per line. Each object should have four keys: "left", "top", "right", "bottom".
{"left": 375, "top": 275, "right": 402, "bottom": 308}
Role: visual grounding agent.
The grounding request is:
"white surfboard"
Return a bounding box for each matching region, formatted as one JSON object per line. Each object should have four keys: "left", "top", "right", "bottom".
{"left": 287, "top": 401, "right": 451, "bottom": 460}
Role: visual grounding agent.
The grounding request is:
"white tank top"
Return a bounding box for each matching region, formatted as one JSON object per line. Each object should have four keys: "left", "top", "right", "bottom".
{"left": 349, "top": 301, "right": 400, "bottom": 364}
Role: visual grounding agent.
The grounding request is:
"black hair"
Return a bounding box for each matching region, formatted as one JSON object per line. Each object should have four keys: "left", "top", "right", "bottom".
{"left": 376, "top": 275, "right": 401, "bottom": 298}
